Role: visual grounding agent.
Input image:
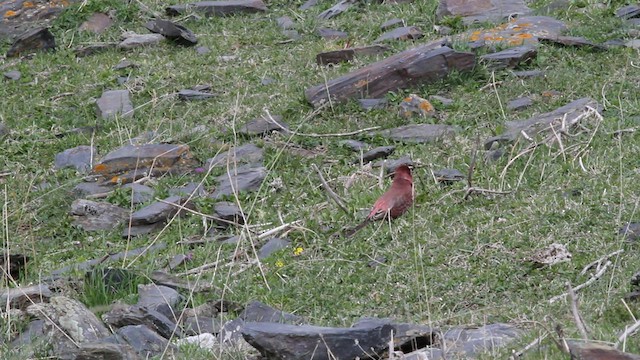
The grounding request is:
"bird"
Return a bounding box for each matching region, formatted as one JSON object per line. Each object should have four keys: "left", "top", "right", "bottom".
{"left": 342, "top": 164, "right": 414, "bottom": 238}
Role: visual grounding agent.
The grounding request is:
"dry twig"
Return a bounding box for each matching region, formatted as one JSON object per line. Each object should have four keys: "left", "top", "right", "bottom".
{"left": 264, "top": 109, "right": 380, "bottom": 138}
{"left": 567, "top": 281, "right": 590, "bottom": 340}
{"left": 615, "top": 319, "right": 640, "bottom": 349}
{"left": 580, "top": 249, "right": 623, "bottom": 276}
{"left": 549, "top": 260, "right": 612, "bottom": 303}
{"left": 311, "top": 164, "right": 349, "bottom": 216}
{"left": 510, "top": 333, "right": 548, "bottom": 359}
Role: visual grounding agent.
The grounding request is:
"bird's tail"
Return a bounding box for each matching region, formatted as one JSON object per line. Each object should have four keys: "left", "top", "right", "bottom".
{"left": 341, "top": 219, "right": 370, "bottom": 238}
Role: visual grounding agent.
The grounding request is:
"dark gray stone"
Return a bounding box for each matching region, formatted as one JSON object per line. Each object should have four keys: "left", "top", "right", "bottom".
{"left": 373, "top": 155, "right": 413, "bottom": 173}
{"left": 1, "top": 284, "right": 51, "bottom": 310}
{"left": 70, "top": 199, "right": 129, "bottom": 231}
{"left": 72, "top": 182, "right": 114, "bottom": 198}
{"left": 10, "top": 320, "right": 46, "bottom": 348}
{"left": 122, "top": 183, "right": 155, "bottom": 204}
{"left": 340, "top": 139, "right": 369, "bottom": 151}
{"left": 240, "top": 300, "right": 303, "bottom": 324}
{"left": 66, "top": 342, "right": 140, "bottom": 360}
{"left": 317, "top": 0, "right": 356, "bottom": 20}
{"left": 258, "top": 237, "right": 290, "bottom": 259}
{"left": 96, "top": 89, "right": 134, "bottom": 119}
{"left": 114, "top": 60, "right": 137, "bottom": 70}
{"left": 137, "top": 284, "right": 182, "bottom": 310}
{"left": 433, "top": 168, "right": 465, "bottom": 184}
{"left": 512, "top": 70, "right": 544, "bottom": 78}
{"left": 239, "top": 115, "right": 288, "bottom": 136}
{"left": 145, "top": 19, "right": 197, "bottom": 46}
{"left": 129, "top": 195, "right": 191, "bottom": 226}
{"left": 374, "top": 26, "right": 423, "bottom": 43}
{"left": 7, "top": 27, "right": 56, "bottom": 57}
{"left": 166, "top": 0, "right": 268, "bottom": 16}
{"left": 436, "top": 0, "right": 532, "bottom": 25}
{"left": 276, "top": 16, "right": 295, "bottom": 30}
{"left": 183, "top": 316, "right": 225, "bottom": 335}
{"left": 539, "top": 35, "right": 607, "bottom": 51}
{"left": 429, "top": 95, "right": 454, "bottom": 107}
{"left": 3, "top": 70, "right": 21, "bottom": 80}
{"left": 213, "top": 201, "right": 245, "bottom": 226}
{"left": 116, "top": 324, "right": 176, "bottom": 357}
{"left": 54, "top": 145, "right": 95, "bottom": 172}
{"left": 442, "top": 323, "right": 521, "bottom": 357}
{"left": 206, "top": 143, "right": 263, "bottom": 169}
{"left": 178, "top": 89, "right": 216, "bottom": 101}
{"left": 374, "top": 124, "right": 458, "bottom": 143}
{"left": 196, "top": 46, "right": 210, "bottom": 54}
{"left": 619, "top": 222, "right": 640, "bottom": 242}
{"left": 317, "top": 28, "right": 348, "bottom": 39}
{"left": 480, "top": 45, "right": 537, "bottom": 70}
{"left": 355, "top": 145, "right": 395, "bottom": 164}
{"left": 507, "top": 96, "right": 533, "bottom": 111}
{"left": 168, "top": 254, "right": 190, "bottom": 270}
{"left": 118, "top": 33, "right": 165, "bottom": 50}
{"left": 357, "top": 98, "right": 388, "bottom": 111}
{"left": 105, "top": 304, "right": 183, "bottom": 340}
{"left": 616, "top": 4, "right": 640, "bottom": 19}
{"left": 241, "top": 320, "right": 394, "bottom": 360}
{"left": 381, "top": 18, "right": 404, "bottom": 31}
{"left": 211, "top": 166, "right": 267, "bottom": 199}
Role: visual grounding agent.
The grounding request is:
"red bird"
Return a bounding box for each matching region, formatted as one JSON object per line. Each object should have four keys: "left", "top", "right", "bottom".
{"left": 343, "top": 165, "right": 414, "bottom": 237}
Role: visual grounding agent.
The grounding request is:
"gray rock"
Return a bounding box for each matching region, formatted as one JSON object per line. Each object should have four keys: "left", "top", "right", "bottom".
{"left": 214, "top": 201, "right": 245, "bottom": 227}
{"left": 512, "top": 70, "right": 544, "bottom": 78}
{"left": 196, "top": 46, "right": 210, "bottom": 54}
{"left": 317, "top": 28, "right": 348, "bottom": 39}
{"left": 299, "top": 0, "right": 318, "bottom": 10}
{"left": 129, "top": 195, "right": 192, "bottom": 226}
{"left": 145, "top": 19, "right": 197, "bottom": 46}
{"left": 355, "top": 145, "right": 395, "bottom": 164}
{"left": 116, "top": 324, "right": 176, "bottom": 357}
{"left": 625, "top": 39, "right": 640, "bottom": 49}
{"left": 178, "top": 89, "right": 216, "bottom": 100}
{"left": 78, "top": 12, "right": 113, "bottom": 34}
{"left": 507, "top": 96, "right": 533, "bottom": 111}
{"left": 169, "top": 182, "right": 207, "bottom": 197}
{"left": 0, "top": 122, "right": 7, "bottom": 139}
{"left": 539, "top": 35, "right": 607, "bottom": 51}
{"left": 373, "top": 156, "right": 413, "bottom": 173}
{"left": 1, "top": 284, "right": 52, "bottom": 310}
{"left": 240, "top": 300, "right": 303, "bottom": 324}
{"left": 258, "top": 237, "right": 290, "bottom": 259}
{"left": 616, "top": 4, "right": 640, "bottom": 19}
{"left": 429, "top": 95, "right": 454, "bottom": 107}
{"left": 283, "top": 29, "right": 301, "bottom": 40}
{"left": 137, "top": 284, "right": 182, "bottom": 310}
{"left": 206, "top": 143, "right": 264, "bottom": 169}
{"left": 357, "top": 98, "right": 388, "bottom": 111}
{"left": 374, "top": 124, "right": 458, "bottom": 143}
{"left": 118, "top": 33, "right": 165, "bottom": 50}
{"left": 211, "top": 166, "right": 267, "bottom": 199}
{"left": 437, "top": 0, "right": 532, "bottom": 24}
{"left": 10, "top": 320, "right": 46, "bottom": 348}
{"left": 70, "top": 199, "right": 129, "bottom": 231}
{"left": 54, "top": 145, "right": 95, "bottom": 172}
{"left": 168, "top": 254, "right": 190, "bottom": 270}
{"left": 166, "top": 0, "right": 268, "bottom": 16}
{"left": 96, "top": 89, "right": 134, "bottom": 119}
{"left": 442, "top": 323, "right": 521, "bottom": 357}
{"left": 619, "top": 222, "right": 640, "bottom": 242}
{"left": 276, "top": 16, "right": 295, "bottom": 30}
{"left": 114, "top": 59, "right": 137, "bottom": 70}
{"left": 183, "top": 316, "right": 224, "bottom": 335}
{"left": 66, "top": 342, "right": 140, "bottom": 360}
{"left": 318, "top": 0, "right": 356, "bottom": 20}
{"left": 374, "top": 26, "right": 423, "bottom": 43}
{"left": 241, "top": 320, "right": 394, "bottom": 360}
{"left": 122, "top": 183, "right": 155, "bottom": 204}
{"left": 71, "top": 182, "right": 114, "bottom": 198}
{"left": 340, "top": 139, "right": 369, "bottom": 151}
{"left": 433, "top": 168, "right": 465, "bottom": 184}
{"left": 3, "top": 70, "right": 21, "bottom": 80}
{"left": 104, "top": 304, "right": 183, "bottom": 340}
{"left": 380, "top": 18, "right": 404, "bottom": 31}
{"left": 239, "top": 114, "right": 288, "bottom": 136}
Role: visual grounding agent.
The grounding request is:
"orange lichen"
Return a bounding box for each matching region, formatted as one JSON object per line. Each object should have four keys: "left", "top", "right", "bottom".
{"left": 3, "top": 10, "right": 18, "bottom": 18}
{"left": 22, "top": 1, "right": 34, "bottom": 8}
{"left": 418, "top": 100, "right": 434, "bottom": 113}
{"left": 515, "top": 33, "right": 534, "bottom": 39}
{"left": 110, "top": 176, "right": 121, "bottom": 184}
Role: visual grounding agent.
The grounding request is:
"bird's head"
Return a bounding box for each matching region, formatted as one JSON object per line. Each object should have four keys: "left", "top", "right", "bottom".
{"left": 393, "top": 165, "right": 413, "bottom": 182}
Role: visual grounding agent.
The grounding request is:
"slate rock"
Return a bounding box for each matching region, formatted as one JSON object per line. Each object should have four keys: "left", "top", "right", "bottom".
{"left": 619, "top": 222, "right": 640, "bottom": 242}
{"left": 318, "top": 0, "right": 356, "bottom": 20}
{"left": 54, "top": 145, "right": 95, "bottom": 172}
{"left": 240, "top": 114, "right": 288, "bottom": 136}
{"left": 625, "top": 40, "right": 640, "bottom": 49}
{"left": 3, "top": 70, "right": 21, "bottom": 80}
{"left": 355, "top": 145, "right": 395, "bottom": 164}
{"left": 122, "top": 183, "right": 155, "bottom": 204}
{"left": 258, "top": 237, "right": 290, "bottom": 259}
{"left": 433, "top": 168, "right": 465, "bottom": 184}
{"left": 358, "top": 98, "right": 388, "bottom": 111}
{"left": 10, "top": 319, "right": 46, "bottom": 348}
{"left": 437, "top": 0, "right": 532, "bottom": 24}
{"left": 206, "top": 143, "right": 263, "bottom": 169}
{"left": 7, "top": 27, "right": 56, "bottom": 57}
{"left": 130, "top": 195, "right": 192, "bottom": 226}
{"left": 399, "top": 94, "right": 435, "bottom": 118}
{"left": 374, "top": 124, "right": 458, "bottom": 143}
{"left": 196, "top": 46, "right": 210, "bottom": 54}
{"left": 381, "top": 18, "right": 404, "bottom": 31}
{"left": 117, "top": 324, "right": 176, "bottom": 357}
{"left": 0, "top": 122, "right": 7, "bottom": 139}
{"left": 214, "top": 201, "right": 244, "bottom": 226}
{"left": 316, "top": 45, "right": 388, "bottom": 65}
{"left": 79, "top": 13, "right": 113, "bottom": 34}
{"left": 166, "top": 0, "right": 268, "bottom": 17}
{"left": 70, "top": 199, "right": 129, "bottom": 231}
{"left": 241, "top": 320, "right": 394, "bottom": 360}
{"left": 114, "top": 60, "right": 137, "bottom": 70}
{"left": 67, "top": 342, "right": 140, "bottom": 360}
{"left": 616, "top": 4, "right": 640, "bottom": 19}
{"left": 276, "top": 16, "right": 295, "bottom": 30}
{"left": 178, "top": 89, "right": 216, "bottom": 100}
{"left": 168, "top": 254, "right": 190, "bottom": 270}
{"left": 240, "top": 301, "right": 303, "bottom": 324}
{"left": 480, "top": 45, "right": 537, "bottom": 69}
{"left": 137, "top": 284, "right": 182, "bottom": 310}
{"left": 539, "top": 35, "right": 607, "bottom": 50}
{"left": 169, "top": 182, "right": 207, "bottom": 197}
{"left": 340, "top": 139, "right": 369, "bottom": 151}
{"left": 145, "top": 19, "right": 197, "bottom": 46}
{"left": 374, "top": 26, "right": 423, "bottom": 43}
{"left": 1, "top": 284, "right": 52, "bottom": 310}
{"left": 569, "top": 342, "right": 640, "bottom": 360}
{"left": 507, "top": 96, "right": 533, "bottom": 111}
{"left": 182, "top": 317, "right": 224, "bottom": 335}
{"left": 442, "top": 323, "right": 521, "bottom": 357}
{"left": 104, "top": 304, "right": 183, "bottom": 339}
{"left": 373, "top": 155, "right": 413, "bottom": 173}
{"left": 317, "top": 28, "right": 348, "bottom": 39}
{"left": 118, "top": 33, "right": 165, "bottom": 50}
{"left": 96, "top": 89, "right": 134, "bottom": 119}
{"left": 512, "top": 70, "right": 544, "bottom": 78}
{"left": 71, "top": 182, "right": 113, "bottom": 198}
{"left": 299, "top": 0, "right": 318, "bottom": 10}
{"left": 211, "top": 168, "right": 268, "bottom": 199}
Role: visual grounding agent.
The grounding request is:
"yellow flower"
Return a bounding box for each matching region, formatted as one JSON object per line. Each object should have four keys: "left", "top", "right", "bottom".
{"left": 275, "top": 260, "right": 284, "bottom": 268}
{"left": 293, "top": 247, "right": 303, "bottom": 256}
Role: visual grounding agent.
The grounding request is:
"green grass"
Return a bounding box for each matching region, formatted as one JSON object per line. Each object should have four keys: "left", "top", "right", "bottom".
{"left": 1, "top": 0, "right": 640, "bottom": 358}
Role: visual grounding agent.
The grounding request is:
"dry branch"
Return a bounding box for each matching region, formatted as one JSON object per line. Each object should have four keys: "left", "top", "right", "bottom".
{"left": 549, "top": 261, "right": 612, "bottom": 303}
{"left": 311, "top": 164, "right": 349, "bottom": 216}
{"left": 567, "top": 281, "right": 590, "bottom": 340}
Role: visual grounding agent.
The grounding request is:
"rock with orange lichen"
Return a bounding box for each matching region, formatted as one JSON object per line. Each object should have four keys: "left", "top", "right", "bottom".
{"left": 398, "top": 94, "right": 436, "bottom": 118}
{"left": 92, "top": 144, "right": 199, "bottom": 184}
{"left": 6, "top": 26, "right": 55, "bottom": 57}
{"left": 462, "top": 16, "right": 566, "bottom": 49}
{"left": 436, "top": 0, "right": 532, "bottom": 25}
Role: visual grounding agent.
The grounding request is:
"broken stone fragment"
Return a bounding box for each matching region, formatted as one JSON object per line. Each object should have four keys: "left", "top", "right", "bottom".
{"left": 166, "top": 0, "right": 268, "bottom": 17}
{"left": 145, "top": 19, "right": 197, "bottom": 46}
{"left": 96, "top": 89, "right": 134, "bottom": 119}
{"left": 211, "top": 166, "right": 267, "bottom": 199}
{"left": 374, "top": 26, "right": 423, "bottom": 43}
{"left": 398, "top": 94, "right": 435, "bottom": 118}
{"left": 374, "top": 124, "right": 458, "bottom": 144}
{"left": 7, "top": 27, "right": 56, "bottom": 57}
{"left": 70, "top": 199, "right": 129, "bottom": 231}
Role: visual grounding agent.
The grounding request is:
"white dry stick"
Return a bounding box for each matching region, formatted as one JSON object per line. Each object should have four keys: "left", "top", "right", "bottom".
{"left": 257, "top": 220, "right": 301, "bottom": 240}
{"left": 549, "top": 261, "right": 612, "bottom": 304}
{"left": 510, "top": 333, "right": 548, "bottom": 359}
{"left": 580, "top": 249, "right": 623, "bottom": 276}
{"left": 264, "top": 109, "right": 380, "bottom": 138}
{"left": 311, "top": 164, "right": 349, "bottom": 215}
{"left": 567, "top": 281, "right": 590, "bottom": 340}
{"left": 615, "top": 319, "right": 640, "bottom": 349}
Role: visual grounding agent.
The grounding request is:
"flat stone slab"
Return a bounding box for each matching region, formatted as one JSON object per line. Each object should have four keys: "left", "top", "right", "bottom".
{"left": 539, "top": 35, "right": 607, "bottom": 50}
{"left": 239, "top": 115, "right": 288, "bottom": 136}
{"left": 145, "top": 19, "right": 197, "bottom": 46}
{"left": 122, "top": 183, "right": 155, "bottom": 204}
{"left": 3, "top": 70, "right": 21, "bottom": 80}
{"left": 463, "top": 16, "right": 567, "bottom": 47}
{"left": 317, "top": 0, "right": 356, "bottom": 20}
{"left": 374, "top": 26, "right": 423, "bottom": 43}
{"left": 211, "top": 166, "right": 267, "bottom": 199}
{"left": 116, "top": 324, "right": 176, "bottom": 357}
{"left": 129, "top": 195, "right": 193, "bottom": 225}
{"left": 118, "top": 32, "right": 165, "bottom": 50}
{"left": 166, "top": 0, "right": 268, "bottom": 16}
{"left": 1, "top": 284, "right": 51, "bottom": 310}
{"left": 96, "top": 89, "right": 134, "bottom": 119}
{"left": 71, "top": 182, "right": 114, "bottom": 198}
{"left": 70, "top": 199, "right": 129, "bottom": 231}
{"left": 437, "top": 0, "right": 532, "bottom": 25}
{"left": 355, "top": 145, "right": 395, "bottom": 164}
{"left": 373, "top": 124, "right": 458, "bottom": 143}
{"left": 381, "top": 18, "right": 404, "bottom": 31}
{"left": 316, "top": 45, "right": 388, "bottom": 65}
{"left": 258, "top": 237, "right": 290, "bottom": 259}
{"left": 357, "top": 98, "right": 388, "bottom": 110}
{"left": 506, "top": 96, "right": 533, "bottom": 111}
{"left": 206, "top": 143, "right": 263, "bottom": 168}
{"left": 241, "top": 321, "right": 393, "bottom": 360}
{"left": 54, "top": 145, "right": 95, "bottom": 172}
{"left": 213, "top": 201, "right": 244, "bottom": 226}
{"left": 480, "top": 45, "right": 537, "bottom": 69}
{"left": 92, "top": 143, "right": 198, "bottom": 182}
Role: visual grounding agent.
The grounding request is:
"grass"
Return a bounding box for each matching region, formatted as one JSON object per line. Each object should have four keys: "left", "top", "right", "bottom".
{"left": 1, "top": 0, "right": 640, "bottom": 358}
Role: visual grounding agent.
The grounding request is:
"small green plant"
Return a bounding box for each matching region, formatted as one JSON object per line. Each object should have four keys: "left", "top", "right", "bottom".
{"left": 80, "top": 267, "right": 146, "bottom": 309}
